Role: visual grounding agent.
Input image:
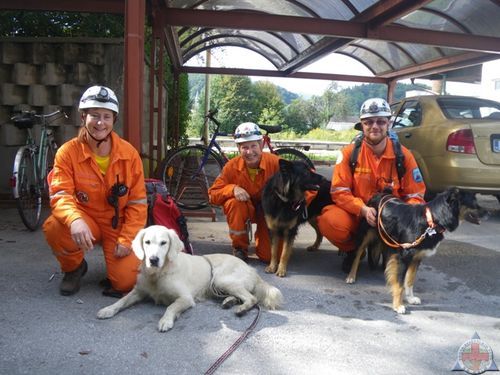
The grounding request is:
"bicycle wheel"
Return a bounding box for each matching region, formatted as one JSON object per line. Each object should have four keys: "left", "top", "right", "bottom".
{"left": 275, "top": 147, "right": 315, "bottom": 169}
{"left": 12, "top": 146, "right": 42, "bottom": 230}
{"left": 159, "top": 145, "right": 224, "bottom": 210}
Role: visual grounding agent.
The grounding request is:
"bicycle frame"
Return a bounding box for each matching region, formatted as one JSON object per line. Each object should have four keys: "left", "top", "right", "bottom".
{"left": 193, "top": 111, "right": 229, "bottom": 177}
{"left": 262, "top": 133, "right": 275, "bottom": 153}
{"left": 11, "top": 111, "right": 61, "bottom": 198}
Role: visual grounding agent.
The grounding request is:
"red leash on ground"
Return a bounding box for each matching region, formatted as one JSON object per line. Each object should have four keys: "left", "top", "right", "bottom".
{"left": 204, "top": 305, "right": 261, "bottom": 375}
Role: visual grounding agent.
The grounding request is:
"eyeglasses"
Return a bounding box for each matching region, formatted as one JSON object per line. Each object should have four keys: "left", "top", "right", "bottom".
{"left": 107, "top": 175, "right": 128, "bottom": 229}
{"left": 362, "top": 119, "right": 389, "bottom": 127}
{"left": 234, "top": 130, "right": 261, "bottom": 139}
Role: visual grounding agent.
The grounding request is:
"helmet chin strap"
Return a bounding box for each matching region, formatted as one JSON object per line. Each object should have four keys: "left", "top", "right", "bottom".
{"left": 85, "top": 126, "right": 111, "bottom": 148}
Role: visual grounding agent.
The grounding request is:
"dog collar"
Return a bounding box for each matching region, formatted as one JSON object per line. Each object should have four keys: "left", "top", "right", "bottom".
{"left": 291, "top": 199, "right": 304, "bottom": 211}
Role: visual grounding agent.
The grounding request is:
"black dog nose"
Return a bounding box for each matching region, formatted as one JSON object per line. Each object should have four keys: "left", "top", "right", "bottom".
{"left": 149, "top": 256, "right": 159, "bottom": 267}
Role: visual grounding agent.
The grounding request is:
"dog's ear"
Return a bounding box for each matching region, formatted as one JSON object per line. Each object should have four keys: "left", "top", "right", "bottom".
{"left": 278, "top": 158, "right": 293, "bottom": 172}
{"left": 166, "top": 228, "right": 184, "bottom": 262}
{"left": 275, "top": 174, "right": 290, "bottom": 197}
{"left": 446, "top": 187, "right": 461, "bottom": 205}
{"left": 132, "top": 228, "right": 147, "bottom": 260}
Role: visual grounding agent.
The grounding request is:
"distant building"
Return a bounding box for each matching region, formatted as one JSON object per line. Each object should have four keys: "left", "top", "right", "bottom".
{"left": 326, "top": 116, "right": 358, "bottom": 131}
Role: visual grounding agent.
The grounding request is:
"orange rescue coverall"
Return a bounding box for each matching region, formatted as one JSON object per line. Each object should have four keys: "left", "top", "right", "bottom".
{"left": 317, "top": 138, "right": 426, "bottom": 252}
{"left": 43, "top": 131, "right": 147, "bottom": 292}
{"left": 208, "top": 152, "right": 280, "bottom": 261}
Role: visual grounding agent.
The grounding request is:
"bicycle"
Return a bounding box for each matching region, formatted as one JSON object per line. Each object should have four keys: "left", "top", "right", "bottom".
{"left": 158, "top": 109, "right": 313, "bottom": 210}
{"left": 10, "top": 109, "right": 67, "bottom": 231}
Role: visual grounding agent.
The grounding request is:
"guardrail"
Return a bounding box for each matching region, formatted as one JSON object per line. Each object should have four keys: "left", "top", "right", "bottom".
{"left": 188, "top": 137, "right": 348, "bottom": 151}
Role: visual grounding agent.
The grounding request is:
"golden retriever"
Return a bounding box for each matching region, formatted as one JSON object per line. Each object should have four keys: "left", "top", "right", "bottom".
{"left": 97, "top": 225, "right": 283, "bottom": 332}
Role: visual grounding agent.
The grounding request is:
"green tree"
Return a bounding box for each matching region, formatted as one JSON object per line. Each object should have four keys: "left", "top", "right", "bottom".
{"left": 0, "top": 11, "right": 123, "bottom": 37}
{"left": 284, "top": 98, "right": 322, "bottom": 134}
{"left": 252, "top": 81, "right": 285, "bottom": 125}
{"left": 210, "top": 75, "right": 255, "bottom": 133}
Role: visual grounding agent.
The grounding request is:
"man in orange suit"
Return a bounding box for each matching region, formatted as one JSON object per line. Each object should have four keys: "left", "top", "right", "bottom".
{"left": 208, "top": 122, "right": 280, "bottom": 262}
{"left": 318, "top": 98, "right": 426, "bottom": 272}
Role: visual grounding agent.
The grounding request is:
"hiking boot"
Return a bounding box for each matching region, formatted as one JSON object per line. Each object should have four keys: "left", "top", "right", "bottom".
{"left": 233, "top": 248, "right": 248, "bottom": 263}
{"left": 60, "top": 259, "right": 88, "bottom": 296}
{"left": 341, "top": 251, "right": 356, "bottom": 274}
{"left": 102, "top": 288, "right": 124, "bottom": 299}
{"left": 99, "top": 278, "right": 124, "bottom": 298}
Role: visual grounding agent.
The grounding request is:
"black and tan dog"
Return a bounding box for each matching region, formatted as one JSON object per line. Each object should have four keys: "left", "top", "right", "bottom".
{"left": 346, "top": 187, "right": 485, "bottom": 313}
{"left": 262, "top": 159, "right": 332, "bottom": 277}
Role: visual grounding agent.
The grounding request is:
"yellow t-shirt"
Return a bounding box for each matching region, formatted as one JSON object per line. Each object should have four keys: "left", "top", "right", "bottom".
{"left": 247, "top": 167, "right": 261, "bottom": 182}
{"left": 94, "top": 154, "right": 110, "bottom": 174}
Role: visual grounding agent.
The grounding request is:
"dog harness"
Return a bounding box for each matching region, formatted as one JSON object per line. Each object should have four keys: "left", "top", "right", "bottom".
{"left": 377, "top": 195, "right": 444, "bottom": 249}
{"left": 274, "top": 191, "right": 309, "bottom": 220}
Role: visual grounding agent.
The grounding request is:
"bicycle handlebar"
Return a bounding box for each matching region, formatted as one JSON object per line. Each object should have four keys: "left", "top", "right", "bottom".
{"left": 11, "top": 109, "right": 68, "bottom": 125}
{"left": 205, "top": 109, "right": 222, "bottom": 129}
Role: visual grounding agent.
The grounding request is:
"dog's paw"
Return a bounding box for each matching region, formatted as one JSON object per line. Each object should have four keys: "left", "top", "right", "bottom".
{"left": 221, "top": 296, "right": 238, "bottom": 309}
{"left": 306, "top": 245, "right": 319, "bottom": 252}
{"left": 234, "top": 305, "right": 249, "bottom": 317}
{"left": 276, "top": 266, "right": 287, "bottom": 277}
{"left": 345, "top": 275, "right": 356, "bottom": 284}
{"left": 96, "top": 306, "right": 117, "bottom": 319}
{"left": 394, "top": 305, "right": 406, "bottom": 314}
{"left": 407, "top": 296, "right": 421, "bottom": 305}
{"left": 265, "top": 264, "right": 277, "bottom": 274}
{"left": 158, "top": 317, "right": 174, "bottom": 332}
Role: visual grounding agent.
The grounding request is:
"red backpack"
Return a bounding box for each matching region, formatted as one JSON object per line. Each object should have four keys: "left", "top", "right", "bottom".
{"left": 145, "top": 178, "right": 193, "bottom": 254}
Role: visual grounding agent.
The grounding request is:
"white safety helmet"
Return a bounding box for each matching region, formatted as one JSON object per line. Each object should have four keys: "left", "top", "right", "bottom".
{"left": 234, "top": 122, "right": 263, "bottom": 144}
{"left": 78, "top": 85, "right": 119, "bottom": 115}
{"left": 354, "top": 98, "right": 391, "bottom": 130}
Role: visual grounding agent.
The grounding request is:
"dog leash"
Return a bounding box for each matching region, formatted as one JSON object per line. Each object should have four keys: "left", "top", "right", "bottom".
{"left": 204, "top": 304, "right": 261, "bottom": 375}
{"left": 377, "top": 195, "right": 442, "bottom": 249}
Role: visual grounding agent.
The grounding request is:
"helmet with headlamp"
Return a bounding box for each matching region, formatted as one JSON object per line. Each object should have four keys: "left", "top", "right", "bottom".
{"left": 79, "top": 86, "right": 119, "bottom": 114}
{"left": 234, "top": 122, "right": 263, "bottom": 144}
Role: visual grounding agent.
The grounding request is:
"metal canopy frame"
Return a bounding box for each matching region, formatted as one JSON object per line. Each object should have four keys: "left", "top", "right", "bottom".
{"left": 2, "top": 0, "right": 500, "bottom": 176}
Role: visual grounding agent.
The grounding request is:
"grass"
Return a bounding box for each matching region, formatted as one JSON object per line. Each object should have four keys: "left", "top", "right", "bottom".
{"left": 276, "top": 128, "right": 358, "bottom": 142}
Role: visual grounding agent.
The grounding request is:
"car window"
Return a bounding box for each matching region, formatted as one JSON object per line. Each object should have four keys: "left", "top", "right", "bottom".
{"left": 392, "top": 100, "right": 421, "bottom": 128}
{"left": 437, "top": 97, "right": 500, "bottom": 119}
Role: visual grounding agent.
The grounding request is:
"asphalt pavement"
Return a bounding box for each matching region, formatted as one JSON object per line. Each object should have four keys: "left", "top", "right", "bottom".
{"left": 1, "top": 200, "right": 499, "bottom": 375}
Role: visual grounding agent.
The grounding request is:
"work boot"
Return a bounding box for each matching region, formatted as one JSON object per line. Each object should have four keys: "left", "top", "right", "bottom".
{"left": 341, "top": 251, "right": 356, "bottom": 274}
{"left": 59, "top": 259, "right": 88, "bottom": 296}
{"left": 233, "top": 248, "right": 248, "bottom": 263}
{"left": 99, "top": 278, "right": 124, "bottom": 299}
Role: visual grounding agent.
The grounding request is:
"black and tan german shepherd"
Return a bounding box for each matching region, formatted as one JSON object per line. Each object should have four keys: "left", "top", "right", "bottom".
{"left": 262, "top": 159, "right": 333, "bottom": 277}
{"left": 346, "top": 187, "right": 486, "bottom": 313}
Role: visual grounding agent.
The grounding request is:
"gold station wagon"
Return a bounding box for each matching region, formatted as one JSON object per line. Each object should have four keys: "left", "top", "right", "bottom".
{"left": 390, "top": 95, "right": 500, "bottom": 198}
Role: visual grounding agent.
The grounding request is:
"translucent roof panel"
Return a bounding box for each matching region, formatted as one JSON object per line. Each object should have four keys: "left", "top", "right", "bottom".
{"left": 396, "top": 0, "right": 500, "bottom": 37}
{"left": 163, "top": 0, "right": 500, "bottom": 82}
{"left": 170, "top": 0, "right": 318, "bottom": 17}
{"left": 183, "top": 36, "right": 291, "bottom": 68}
{"left": 425, "top": 0, "right": 500, "bottom": 36}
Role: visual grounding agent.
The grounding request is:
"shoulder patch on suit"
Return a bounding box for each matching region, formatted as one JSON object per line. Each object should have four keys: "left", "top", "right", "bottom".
{"left": 335, "top": 151, "right": 343, "bottom": 165}
{"left": 412, "top": 167, "right": 423, "bottom": 183}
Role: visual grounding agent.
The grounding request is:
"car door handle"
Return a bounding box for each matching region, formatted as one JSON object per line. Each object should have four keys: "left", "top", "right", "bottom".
{"left": 403, "top": 133, "right": 412, "bottom": 138}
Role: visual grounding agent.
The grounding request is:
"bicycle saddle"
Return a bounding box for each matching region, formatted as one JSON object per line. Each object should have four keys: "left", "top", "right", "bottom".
{"left": 11, "top": 112, "right": 36, "bottom": 129}
{"left": 258, "top": 124, "right": 282, "bottom": 134}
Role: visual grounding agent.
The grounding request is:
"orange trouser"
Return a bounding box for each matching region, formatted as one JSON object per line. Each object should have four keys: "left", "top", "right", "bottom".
{"left": 43, "top": 212, "right": 141, "bottom": 293}
{"left": 222, "top": 198, "right": 273, "bottom": 262}
{"left": 317, "top": 204, "right": 361, "bottom": 253}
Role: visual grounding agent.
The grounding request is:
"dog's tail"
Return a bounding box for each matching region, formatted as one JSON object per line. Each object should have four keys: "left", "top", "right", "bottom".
{"left": 254, "top": 278, "right": 283, "bottom": 310}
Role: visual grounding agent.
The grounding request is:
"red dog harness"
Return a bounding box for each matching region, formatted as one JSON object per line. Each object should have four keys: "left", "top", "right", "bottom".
{"left": 377, "top": 196, "right": 444, "bottom": 249}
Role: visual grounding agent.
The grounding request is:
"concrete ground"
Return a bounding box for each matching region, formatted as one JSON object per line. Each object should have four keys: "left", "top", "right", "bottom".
{"left": 1, "top": 200, "right": 499, "bottom": 375}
